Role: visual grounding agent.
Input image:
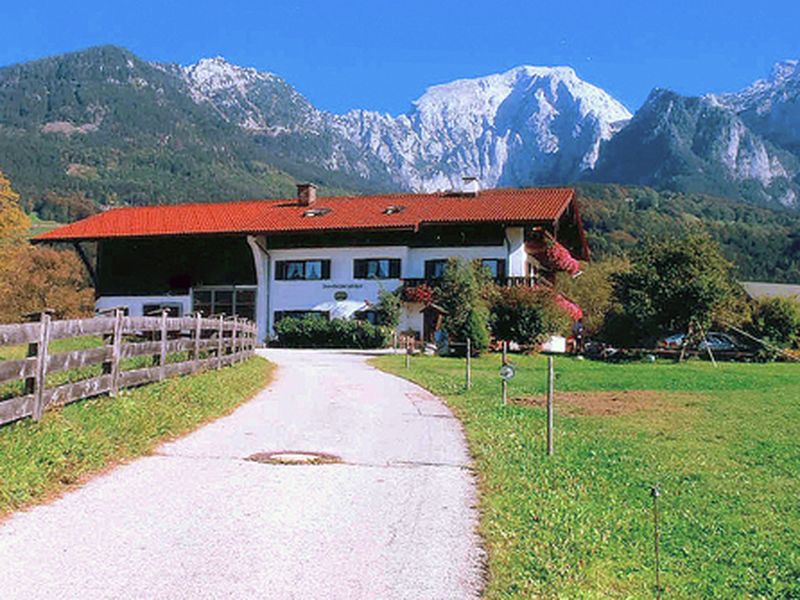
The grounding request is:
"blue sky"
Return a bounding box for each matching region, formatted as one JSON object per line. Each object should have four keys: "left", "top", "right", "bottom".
{"left": 2, "top": 0, "right": 798, "bottom": 115}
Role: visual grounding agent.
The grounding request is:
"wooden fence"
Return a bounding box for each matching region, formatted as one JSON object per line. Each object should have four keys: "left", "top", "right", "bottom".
{"left": 0, "top": 311, "right": 258, "bottom": 428}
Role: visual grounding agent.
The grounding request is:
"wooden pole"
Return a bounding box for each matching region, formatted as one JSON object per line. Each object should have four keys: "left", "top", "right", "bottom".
{"left": 465, "top": 338, "right": 472, "bottom": 390}
{"left": 232, "top": 317, "right": 239, "bottom": 362}
{"left": 679, "top": 321, "right": 694, "bottom": 363}
{"left": 547, "top": 354, "right": 554, "bottom": 456}
{"left": 31, "top": 313, "right": 52, "bottom": 421}
{"left": 159, "top": 309, "right": 168, "bottom": 381}
{"left": 217, "top": 315, "right": 224, "bottom": 369}
{"left": 193, "top": 312, "right": 202, "bottom": 371}
{"left": 109, "top": 309, "right": 123, "bottom": 397}
{"left": 698, "top": 323, "right": 718, "bottom": 368}
{"left": 405, "top": 338, "right": 411, "bottom": 369}
{"left": 502, "top": 341, "right": 508, "bottom": 405}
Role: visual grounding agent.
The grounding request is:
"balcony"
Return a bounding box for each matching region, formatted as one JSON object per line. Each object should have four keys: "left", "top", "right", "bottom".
{"left": 402, "top": 276, "right": 537, "bottom": 290}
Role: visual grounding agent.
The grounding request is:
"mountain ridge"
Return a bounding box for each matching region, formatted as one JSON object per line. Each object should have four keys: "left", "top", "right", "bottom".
{"left": 1, "top": 45, "right": 799, "bottom": 218}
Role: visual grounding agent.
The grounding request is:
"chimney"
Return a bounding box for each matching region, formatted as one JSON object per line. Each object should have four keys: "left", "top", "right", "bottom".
{"left": 297, "top": 183, "right": 317, "bottom": 206}
{"left": 461, "top": 176, "right": 480, "bottom": 197}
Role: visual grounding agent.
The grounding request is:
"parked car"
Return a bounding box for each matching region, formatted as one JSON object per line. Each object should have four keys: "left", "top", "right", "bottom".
{"left": 657, "top": 331, "right": 740, "bottom": 351}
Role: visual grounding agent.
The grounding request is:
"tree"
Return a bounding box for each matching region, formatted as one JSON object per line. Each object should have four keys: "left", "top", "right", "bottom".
{"left": 373, "top": 288, "right": 402, "bottom": 330}
{"left": 0, "top": 245, "right": 95, "bottom": 322}
{"left": 0, "top": 172, "right": 31, "bottom": 314}
{"left": 748, "top": 297, "right": 800, "bottom": 348}
{"left": 0, "top": 171, "right": 30, "bottom": 266}
{"left": 610, "top": 232, "right": 742, "bottom": 344}
{"left": 488, "top": 286, "right": 568, "bottom": 346}
{"left": 437, "top": 258, "right": 491, "bottom": 353}
{"left": 0, "top": 170, "right": 94, "bottom": 323}
{"left": 557, "top": 256, "right": 630, "bottom": 335}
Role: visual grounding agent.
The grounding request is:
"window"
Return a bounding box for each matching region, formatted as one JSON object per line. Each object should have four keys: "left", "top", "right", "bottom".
{"left": 275, "top": 259, "right": 331, "bottom": 281}
{"left": 480, "top": 259, "right": 506, "bottom": 279}
{"left": 355, "top": 309, "right": 381, "bottom": 325}
{"left": 192, "top": 286, "right": 256, "bottom": 320}
{"left": 424, "top": 260, "right": 448, "bottom": 280}
{"left": 273, "top": 310, "right": 330, "bottom": 323}
{"left": 353, "top": 258, "right": 401, "bottom": 280}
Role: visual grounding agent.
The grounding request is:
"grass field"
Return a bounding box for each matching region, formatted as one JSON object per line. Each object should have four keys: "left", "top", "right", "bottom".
{"left": 0, "top": 356, "right": 273, "bottom": 517}
{"left": 374, "top": 353, "right": 800, "bottom": 598}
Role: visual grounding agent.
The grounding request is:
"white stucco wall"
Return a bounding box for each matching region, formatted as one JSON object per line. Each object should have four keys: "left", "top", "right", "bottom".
{"left": 505, "top": 227, "right": 527, "bottom": 276}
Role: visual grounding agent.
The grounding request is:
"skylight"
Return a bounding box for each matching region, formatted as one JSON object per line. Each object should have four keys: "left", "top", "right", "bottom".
{"left": 383, "top": 205, "right": 405, "bottom": 215}
{"left": 303, "top": 207, "right": 331, "bottom": 218}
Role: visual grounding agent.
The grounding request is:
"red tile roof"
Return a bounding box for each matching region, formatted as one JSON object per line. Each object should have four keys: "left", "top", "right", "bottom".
{"left": 35, "top": 187, "right": 576, "bottom": 242}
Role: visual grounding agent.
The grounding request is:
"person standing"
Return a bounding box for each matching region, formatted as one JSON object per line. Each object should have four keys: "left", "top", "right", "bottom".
{"left": 572, "top": 318, "right": 585, "bottom": 354}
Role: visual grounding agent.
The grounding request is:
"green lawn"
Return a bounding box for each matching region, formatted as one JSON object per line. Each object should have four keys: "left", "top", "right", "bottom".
{"left": 0, "top": 356, "right": 273, "bottom": 516}
{"left": 373, "top": 353, "right": 800, "bottom": 598}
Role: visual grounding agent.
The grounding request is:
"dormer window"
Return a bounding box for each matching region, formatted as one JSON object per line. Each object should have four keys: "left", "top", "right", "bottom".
{"left": 303, "top": 207, "right": 331, "bottom": 218}
{"left": 383, "top": 205, "right": 405, "bottom": 215}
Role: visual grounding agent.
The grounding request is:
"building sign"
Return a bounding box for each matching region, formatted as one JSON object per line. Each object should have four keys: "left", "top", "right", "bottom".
{"left": 322, "top": 283, "right": 364, "bottom": 290}
{"left": 333, "top": 291, "right": 348, "bottom": 301}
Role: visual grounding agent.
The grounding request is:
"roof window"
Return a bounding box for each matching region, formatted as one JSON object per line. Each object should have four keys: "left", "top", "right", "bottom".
{"left": 302, "top": 207, "right": 331, "bottom": 218}
{"left": 383, "top": 205, "right": 406, "bottom": 215}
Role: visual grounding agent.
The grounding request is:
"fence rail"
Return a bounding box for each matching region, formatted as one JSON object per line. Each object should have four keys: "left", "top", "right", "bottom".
{"left": 0, "top": 311, "right": 258, "bottom": 428}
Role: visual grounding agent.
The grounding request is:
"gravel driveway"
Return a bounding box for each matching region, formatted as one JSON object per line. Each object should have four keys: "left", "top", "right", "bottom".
{"left": 0, "top": 349, "right": 484, "bottom": 599}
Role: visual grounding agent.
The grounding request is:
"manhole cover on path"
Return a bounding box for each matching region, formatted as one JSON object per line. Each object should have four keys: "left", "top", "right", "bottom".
{"left": 247, "top": 451, "right": 341, "bottom": 465}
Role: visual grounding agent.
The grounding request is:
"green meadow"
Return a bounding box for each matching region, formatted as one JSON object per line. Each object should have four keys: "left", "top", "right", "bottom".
{"left": 374, "top": 353, "right": 800, "bottom": 598}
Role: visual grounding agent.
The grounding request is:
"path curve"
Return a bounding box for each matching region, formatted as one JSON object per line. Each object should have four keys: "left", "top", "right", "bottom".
{"left": 0, "top": 349, "right": 484, "bottom": 599}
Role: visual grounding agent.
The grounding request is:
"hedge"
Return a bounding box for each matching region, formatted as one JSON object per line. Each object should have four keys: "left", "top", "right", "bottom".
{"left": 274, "top": 317, "right": 391, "bottom": 349}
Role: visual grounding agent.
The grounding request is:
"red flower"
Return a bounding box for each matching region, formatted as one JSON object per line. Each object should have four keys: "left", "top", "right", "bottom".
{"left": 545, "top": 240, "right": 581, "bottom": 275}
{"left": 555, "top": 294, "right": 584, "bottom": 321}
{"left": 403, "top": 284, "right": 434, "bottom": 304}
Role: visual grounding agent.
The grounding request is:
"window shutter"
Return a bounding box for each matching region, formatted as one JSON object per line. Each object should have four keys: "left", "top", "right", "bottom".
{"left": 389, "top": 259, "right": 401, "bottom": 279}
{"left": 321, "top": 260, "right": 331, "bottom": 280}
{"left": 275, "top": 261, "right": 286, "bottom": 280}
{"left": 424, "top": 260, "right": 436, "bottom": 279}
{"left": 354, "top": 259, "right": 366, "bottom": 279}
{"left": 497, "top": 259, "right": 507, "bottom": 277}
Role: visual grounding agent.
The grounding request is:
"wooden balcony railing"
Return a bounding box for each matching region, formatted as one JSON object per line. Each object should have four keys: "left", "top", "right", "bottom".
{"left": 402, "top": 276, "right": 537, "bottom": 289}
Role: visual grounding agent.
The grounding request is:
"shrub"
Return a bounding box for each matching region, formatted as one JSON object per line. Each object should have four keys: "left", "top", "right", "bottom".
{"left": 748, "top": 297, "right": 800, "bottom": 348}
{"left": 437, "top": 258, "right": 491, "bottom": 353}
{"left": 274, "top": 316, "right": 391, "bottom": 349}
{"left": 488, "top": 286, "right": 569, "bottom": 346}
{"left": 556, "top": 257, "right": 630, "bottom": 336}
{"left": 373, "top": 288, "right": 402, "bottom": 329}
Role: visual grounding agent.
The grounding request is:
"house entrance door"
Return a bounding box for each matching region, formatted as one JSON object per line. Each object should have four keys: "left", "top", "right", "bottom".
{"left": 422, "top": 306, "right": 444, "bottom": 344}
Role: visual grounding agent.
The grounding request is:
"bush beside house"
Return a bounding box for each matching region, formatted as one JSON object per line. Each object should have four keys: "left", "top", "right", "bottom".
{"left": 274, "top": 316, "right": 391, "bottom": 349}
{"left": 437, "top": 258, "right": 491, "bottom": 354}
{"left": 487, "top": 286, "right": 569, "bottom": 347}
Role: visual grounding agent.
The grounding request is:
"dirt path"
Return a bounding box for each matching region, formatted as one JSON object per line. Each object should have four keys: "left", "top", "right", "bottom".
{"left": 0, "top": 349, "right": 483, "bottom": 599}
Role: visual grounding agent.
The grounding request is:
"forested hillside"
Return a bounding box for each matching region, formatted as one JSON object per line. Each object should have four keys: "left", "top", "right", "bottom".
{"left": 577, "top": 184, "right": 800, "bottom": 282}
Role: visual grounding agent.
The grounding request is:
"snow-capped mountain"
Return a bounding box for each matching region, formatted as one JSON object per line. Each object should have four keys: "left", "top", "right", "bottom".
{"left": 332, "top": 66, "right": 631, "bottom": 191}
{"left": 181, "top": 59, "right": 632, "bottom": 192}
{"left": 3, "top": 45, "right": 800, "bottom": 215}
{"left": 716, "top": 60, "right": 800, "bottom": 154}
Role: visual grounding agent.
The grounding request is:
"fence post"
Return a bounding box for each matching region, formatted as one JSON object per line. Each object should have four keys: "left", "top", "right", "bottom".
{"left": 31, "top": 312, "right": 52, "bottom": 421}
{"left": 547, "top": 354, "right": 554, "bottom": 456}
{"left": 159, "top": 309, "right": 168, "bottom": 381}
{"left": 502, "top": 341, "right": 508, "bottom": 405}
{"left": 193, "top": 313, "right": 202, "bottom": 372}
{"left": 465, "top": 338, "right": 472, "bottom": 390}
{"left": 217, "top": 315, "right": 224, "bottom": 369}
{"left": 109, "top": 309, "right": 123, "bottom": 397}
{"left": 232, "top": 318, "right": 239, "bottom": 362}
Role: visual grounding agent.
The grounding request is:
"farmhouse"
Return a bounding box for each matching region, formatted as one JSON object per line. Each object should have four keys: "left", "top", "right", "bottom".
{"left": 36, "top": 183, "right": 588, "bottom": 343}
